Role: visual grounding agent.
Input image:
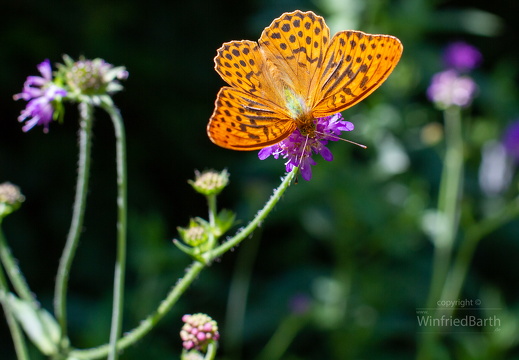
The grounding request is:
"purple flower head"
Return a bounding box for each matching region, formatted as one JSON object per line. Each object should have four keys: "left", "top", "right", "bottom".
{"left": 13, "top": 59, "right": 66, "bottom": 133}
{"left": 427, "top": 69, "right": 477, "bottom": 109}
{"left": 503, "top": 120, "right": 519, "bottom": 162}
{"left": 443, "top": 41, "right": 482, "bottom": 72}
{"left": 258, "top": 113, "right": 354, "bottom": 181}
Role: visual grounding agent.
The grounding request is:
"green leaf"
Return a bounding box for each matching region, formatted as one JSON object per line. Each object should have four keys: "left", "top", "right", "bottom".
{"left": 214, "top": 209, "right": 236, "bottom": 237}
{"left": 6, "top": 293, "right": 61, "bottom": 355}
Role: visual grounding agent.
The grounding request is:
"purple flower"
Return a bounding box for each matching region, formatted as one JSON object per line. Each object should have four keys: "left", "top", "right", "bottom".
{"left": 503, "top": 120, "right": 519, "bottom": 162}
{"left": 13, "top": 59, "right": 66, "bottom": 133}
{"left": 443, "top": 41, "right": 482, "bottom": 72}
{"left": 258, "top": 113, "right": 354, "bottom": 181}
{"left": 427, "top": 69, "right": 477, "bottom": 109}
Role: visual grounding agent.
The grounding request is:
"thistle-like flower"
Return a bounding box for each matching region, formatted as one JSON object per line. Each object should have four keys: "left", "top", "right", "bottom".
{"left": 180, "top": 313, "right": 220, "bottom": 352}
{"left": 14, "top": 56, "right": 128, "bottom": 132}
{"left": 258, "top": 113, "right": 354, "bottom": 181}
{"left": 13, "top": 59, "right": 66, "bottom": 133}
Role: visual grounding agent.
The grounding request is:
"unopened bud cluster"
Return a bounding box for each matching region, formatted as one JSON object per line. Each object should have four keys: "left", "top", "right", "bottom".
{"left": 189, "top": 169, "right": 229, "bottom": 196}
{"left": 177, "top": 219, "right": 208, "bottom": 247}
{"left": 0, "top": 182, "right": 25, "bottom": 218}
{"left": 180, "top": 313, "right": 220, "bottom": 351}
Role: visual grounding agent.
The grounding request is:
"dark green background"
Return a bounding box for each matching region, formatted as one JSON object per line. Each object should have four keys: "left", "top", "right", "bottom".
{"left": 1, "top": 0, "right": 519, "bottom": 359}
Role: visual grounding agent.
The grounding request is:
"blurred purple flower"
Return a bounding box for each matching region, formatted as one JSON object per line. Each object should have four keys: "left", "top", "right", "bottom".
{"left": 258, "top": 113, "right": 354, "bottom": 181}
{"left": 503, "top": 120, "right": 519, "bottom": 162}
{"left": 427, "top": 69, "right": 477, "bottom": 109}
{"left": 443, "top": 41, "right": 482, "bottom": 72}
{"left": 13, "top": 59, "right": 66, "bottom": 133}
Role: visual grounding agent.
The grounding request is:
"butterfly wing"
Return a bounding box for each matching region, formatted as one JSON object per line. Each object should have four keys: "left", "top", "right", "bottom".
{"left": 258, "top": 10, "right": 331, "bottom": 109}
{"left": 209, "top": 40, "right": 296, "bottom": 150}
{"left": 208, "top": 86, "right": 297, "bottom": 150}
{"left": 312, "top": 31, "right": 403, "bottom": 117}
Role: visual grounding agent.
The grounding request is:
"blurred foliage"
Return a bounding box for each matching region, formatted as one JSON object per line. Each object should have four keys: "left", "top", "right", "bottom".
{"left": 1, "top": 0, "right": 519, "bottom": 359}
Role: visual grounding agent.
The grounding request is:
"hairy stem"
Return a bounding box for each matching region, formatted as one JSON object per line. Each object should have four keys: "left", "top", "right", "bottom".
{"left": 54, "top": 101, "right": 94, "bottom": 345}
{"left": 69, "top": 168, "right": 297, "bottom": 359}
{"left": 102, "top": 100, "right": 128, "bottom": 360}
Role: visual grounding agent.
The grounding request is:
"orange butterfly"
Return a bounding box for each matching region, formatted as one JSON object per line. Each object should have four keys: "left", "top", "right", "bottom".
{"left": 207, "top": 10, "right": 403, "bottom": 150}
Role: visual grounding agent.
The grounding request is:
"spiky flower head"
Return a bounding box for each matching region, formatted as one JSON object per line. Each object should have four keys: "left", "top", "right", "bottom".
{"left": 188, "top": 169, "right": 229, "bottom": 196}
{"left": 180, "top": 313, "right": 220, "bottom": 352}
{"left": 0, "top": 182, "right": 25, "bottom": 219}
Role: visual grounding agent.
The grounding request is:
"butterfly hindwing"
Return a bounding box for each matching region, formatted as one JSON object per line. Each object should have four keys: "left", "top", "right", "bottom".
{"left": 208, "top": 87, "right": 296, "bottom": 150}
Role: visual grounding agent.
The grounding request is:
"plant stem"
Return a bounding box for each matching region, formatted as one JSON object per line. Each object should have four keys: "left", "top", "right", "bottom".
{"left": 102, "top": 100, "right": 128, "bottom": 360}
{"left": 418, "top": 106, "right": 464, "bottom": 359}
{"left": 69, "top": 168, "right": 297, "bottom": 359}
{"left": 0, "top": 231, "right": 30, "bottom": 360}
{"left": 54, "top": 101, "right": 94, "bottom": 345}
{"left": 204, "top": 342, "right": 218, "bottom": 360}
{"left": 0, "top": 228, "right": 35, "bottom": 305}
{"left": 207, "top": 194, "right": 217, "bottom": 249}
{"left": 204, "top": 168, "right": 297, "bottom": 262}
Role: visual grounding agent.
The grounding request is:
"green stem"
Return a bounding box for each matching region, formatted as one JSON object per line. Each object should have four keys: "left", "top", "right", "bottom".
{"left": 69, "top": 168, "right": 297, "bottom": 359}
{"left": 418, "top": 106, "right": 464, "bottom": 359}
{"left": 101, "top": 100, "right": 128, "bottom": 360}
{"left": 204, "top": 342, "right": 218, "bottom": 360}
{"left": 0, "top": 230, "right": 30, "bottom": 360}
{"left": 54, "top": 101, "right": 94, "bottom": 344}
{"left": 0, "top": 228, "right": 35, "bottom": 305}
{"left": 204, "top": 168, "right": 297, "bottom": 262}
{"left": 207, "top": 194, "right": 217, "bottom": 249}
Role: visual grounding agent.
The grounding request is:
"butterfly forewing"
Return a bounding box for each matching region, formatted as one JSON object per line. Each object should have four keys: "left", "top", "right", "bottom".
{"left": 208, "top": 87, "right": 296, "bottom": 150}
{"left": 259, "top": 10, "right": 331, "bottom": 105}
{"left": 312, "top": 31, "right": 403, "bottom": 117}
{"left": 214, "top": 40, "right": 268, "bottom": 99}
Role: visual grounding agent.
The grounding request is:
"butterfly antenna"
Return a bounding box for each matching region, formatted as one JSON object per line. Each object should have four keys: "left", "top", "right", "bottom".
{"left": 315, "top": 131, "right": 368, "bottom": 149}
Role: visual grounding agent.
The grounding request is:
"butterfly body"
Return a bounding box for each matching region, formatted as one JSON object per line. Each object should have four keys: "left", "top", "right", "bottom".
{"left": 208, "top": 10, "right": 403, "bottom": 150}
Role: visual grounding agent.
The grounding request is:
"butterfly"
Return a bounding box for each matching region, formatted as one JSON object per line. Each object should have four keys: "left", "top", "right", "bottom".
{"left": 207, "top": 10, "right": 403, "bottom": 150}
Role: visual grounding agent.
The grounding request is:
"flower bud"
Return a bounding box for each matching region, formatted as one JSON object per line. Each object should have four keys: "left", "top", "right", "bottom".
{"left": 0, "top": 182, "right": 25, "bottom": 219}
{"left": 180, "top": 313, "right": 220, "bottom": 352}
{"left": 177, "top": 219, "right": 209, "bottom": 248}
{"left": 188, "top": 170, "right": 229, "bottom": 196}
